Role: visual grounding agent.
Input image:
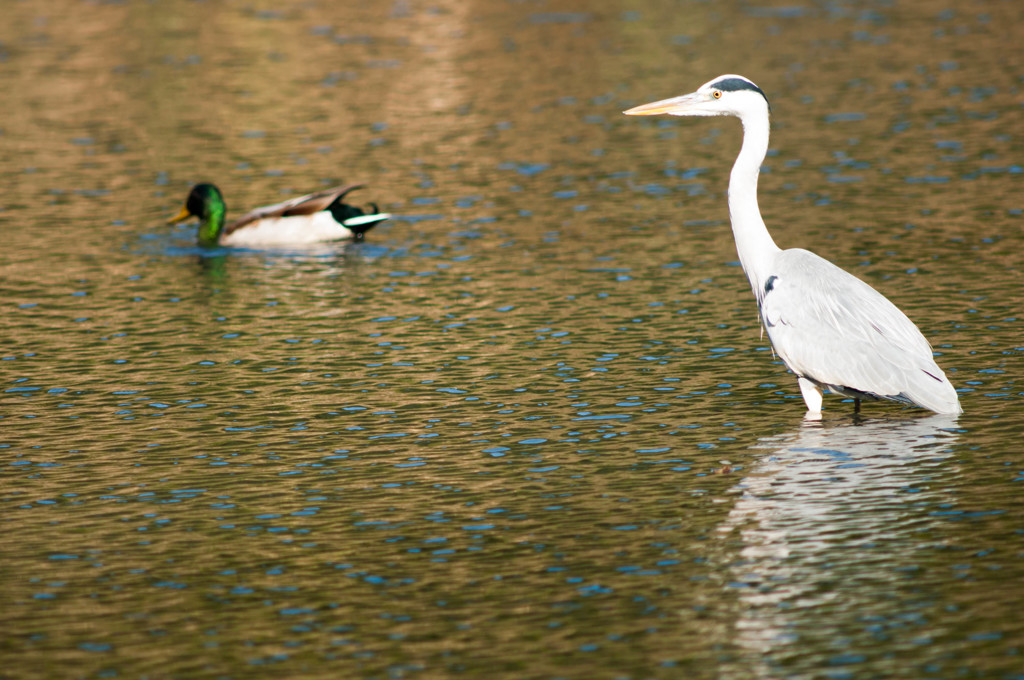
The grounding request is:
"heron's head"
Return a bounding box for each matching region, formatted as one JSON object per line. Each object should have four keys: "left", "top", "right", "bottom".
{"left": 624, "top": 74, "right": 770, "bottom": 119}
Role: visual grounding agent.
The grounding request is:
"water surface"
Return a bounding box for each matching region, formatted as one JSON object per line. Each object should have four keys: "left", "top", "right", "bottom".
{"left": 2, "top": 1, "right": 1022, "bottom": 678}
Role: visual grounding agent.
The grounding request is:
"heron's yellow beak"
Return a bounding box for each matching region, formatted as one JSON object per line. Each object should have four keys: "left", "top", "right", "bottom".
{"left": 168, "top": 205, "right": 193, "bottom": 224}
{"left": 623, "top": 92, "right": 702, "bottom": 116}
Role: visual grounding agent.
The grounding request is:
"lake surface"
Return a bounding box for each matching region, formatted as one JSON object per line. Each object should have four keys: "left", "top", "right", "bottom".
{"left": 2, "top": 0, "right": 1022, "bottom": 678}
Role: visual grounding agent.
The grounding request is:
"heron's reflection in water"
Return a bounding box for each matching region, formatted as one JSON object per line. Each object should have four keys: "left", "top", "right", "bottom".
{"left": 716, "top": 414, "right": 961, "bottom": 672}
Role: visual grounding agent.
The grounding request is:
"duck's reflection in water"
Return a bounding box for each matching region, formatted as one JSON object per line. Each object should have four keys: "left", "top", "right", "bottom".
{"left": 716, "top": 415, "right": 961, "bottom": 674}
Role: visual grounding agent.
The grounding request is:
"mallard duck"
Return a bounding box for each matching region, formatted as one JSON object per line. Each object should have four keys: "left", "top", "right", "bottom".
{"left": 169, "top": 182, "right": 390, "bottom": 247}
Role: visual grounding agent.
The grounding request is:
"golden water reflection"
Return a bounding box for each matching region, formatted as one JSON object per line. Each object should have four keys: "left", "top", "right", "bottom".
{"left": 2, "top": 0, "right": 1022, "bottom": 677}
{"left": 717, "top": 415, "right": 963, "bottom": 676}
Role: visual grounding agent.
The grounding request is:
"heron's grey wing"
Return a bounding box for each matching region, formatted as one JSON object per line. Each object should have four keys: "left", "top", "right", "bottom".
{"left": 759, "top": 248, "right": 958, "bottom": 412}
{"left": 225, "top": 184, "right": 364, "bottom": 234}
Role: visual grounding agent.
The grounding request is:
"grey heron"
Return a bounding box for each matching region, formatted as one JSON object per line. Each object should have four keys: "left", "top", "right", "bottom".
{"left": 624, "top": 75, "right": 961, "bottom": 418}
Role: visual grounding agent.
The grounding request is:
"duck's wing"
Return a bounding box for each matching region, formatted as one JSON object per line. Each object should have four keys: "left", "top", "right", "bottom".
{"left": 225, "top": 184, "right": 364, "bottom": 234}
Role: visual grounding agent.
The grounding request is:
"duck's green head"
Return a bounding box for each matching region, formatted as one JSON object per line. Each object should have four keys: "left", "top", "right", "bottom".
{"left": 169, "top": 183, "right": 227, "bottom": 247}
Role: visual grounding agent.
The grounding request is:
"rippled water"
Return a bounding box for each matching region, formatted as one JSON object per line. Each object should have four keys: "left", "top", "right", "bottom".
{"left": 2, "top": 1, "right": 1022, "bottom": 678}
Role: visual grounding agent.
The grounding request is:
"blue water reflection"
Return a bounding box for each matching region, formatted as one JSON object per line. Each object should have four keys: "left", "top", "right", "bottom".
{"left": 716, "top": 415, "right": 989, "bottom": 677}
{"left": 2, "top": 0, "right": 1023, "bottom": 677}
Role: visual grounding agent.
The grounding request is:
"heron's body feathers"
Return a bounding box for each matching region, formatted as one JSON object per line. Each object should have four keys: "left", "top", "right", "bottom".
{"left": 759, "top": 248, "right": 961, "bottom": 414}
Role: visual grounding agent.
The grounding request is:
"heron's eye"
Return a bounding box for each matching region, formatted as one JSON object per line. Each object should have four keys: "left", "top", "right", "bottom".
{"left": 712, "top": 90, "right": 722, "bottom": 99}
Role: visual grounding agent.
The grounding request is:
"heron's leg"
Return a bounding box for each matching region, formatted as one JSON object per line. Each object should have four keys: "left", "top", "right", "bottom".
{"left": 798, "top": 377, "right": 823, "bottom": 419}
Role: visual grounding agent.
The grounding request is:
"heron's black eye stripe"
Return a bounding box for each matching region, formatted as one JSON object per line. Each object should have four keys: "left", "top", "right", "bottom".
{"left": 764, "top": 275, "right": 778, "bottom": 294}
{"left": 711, "top": 77, "right": 771, "bottom": 111}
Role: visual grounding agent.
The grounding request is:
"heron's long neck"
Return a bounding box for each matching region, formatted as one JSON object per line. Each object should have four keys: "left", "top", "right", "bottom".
{"left": 728, "top": 112, "right": 779, "bottom": 290}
